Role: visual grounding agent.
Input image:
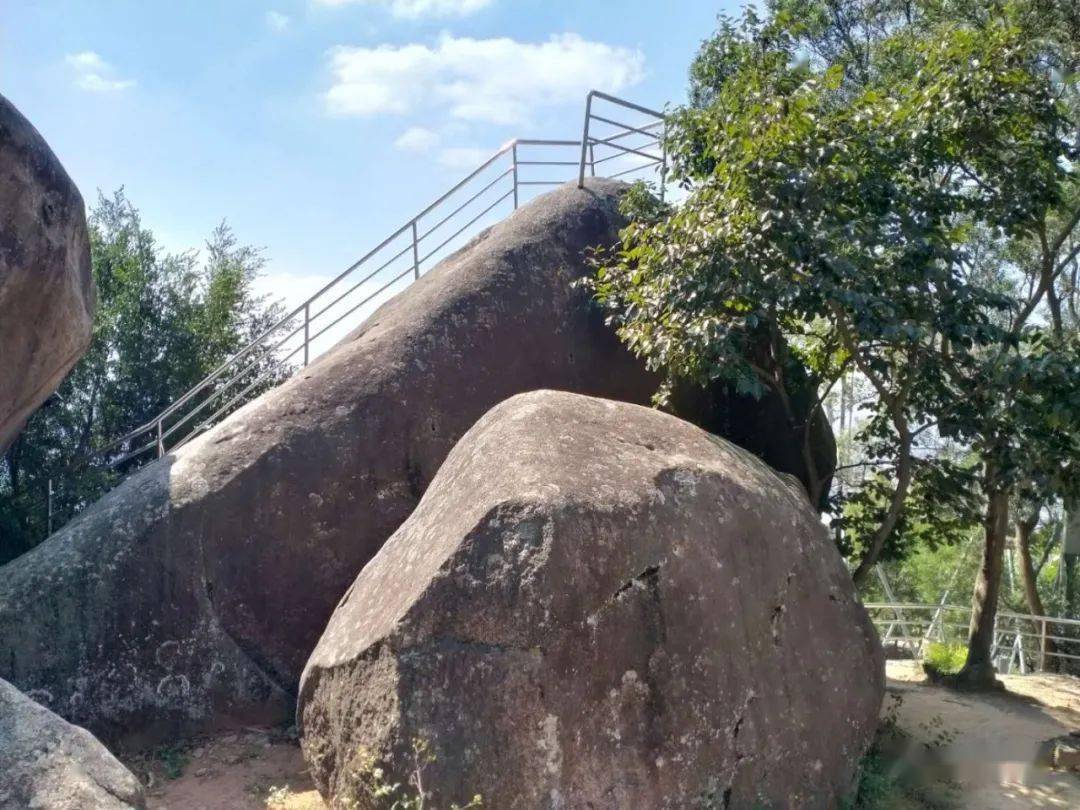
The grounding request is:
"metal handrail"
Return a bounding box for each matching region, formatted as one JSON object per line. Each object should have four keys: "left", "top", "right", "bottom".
{"left": 865, "top": 602, "right": 1080, "bottom": 627}
{"left": 103, "top": 139, "right": 533, "bottom": 454}
{"left": 101, "top": 139, "right": 562, "bottom": 462}
{"left": 578, "top": 90, "right": 666, "bottom": 193}
{"left": 43, "top": 90, "right": 668, "bottom": 532}
{"left": 866, "top": 601, "right": 1080, "bottom": 673}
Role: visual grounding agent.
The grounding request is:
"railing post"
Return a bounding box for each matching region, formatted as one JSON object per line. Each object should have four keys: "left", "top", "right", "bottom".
{"left": 156, "top": 419, "right": 164, "bottom": 458}
{"left": 303, "top": 303, "right": 310, "bottom": 367}
{"left": 1040, "top": 618, "right": 1048, "bottom": 671}
{"left": 659, "top": 121, "right": 668, "bottom": 203}
{"left": 588, "top": 142, "right": 596, "bottom": 178}
{"left": 882, "top": 606, "right": 896, "bottom": 641}
{"left": 578, "top": 92, "right": 594, "bottom": 188}
{"left": 411, "top": 220, "right": 420, "bottom": 280}
{"left": 512, "top": 142, "right": 519, "bottom": 210}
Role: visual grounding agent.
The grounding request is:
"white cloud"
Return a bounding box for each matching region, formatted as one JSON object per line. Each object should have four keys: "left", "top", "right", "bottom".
{"left": 266, "top": 10, "right": 291, "bottom": 31}
{"left": 315, "top": 0, "right": 493, "bottom": 19}
{"left": 66, "top": 51, "right": 108, "bottom": 72}
{"left": 437, "top": 146, "right": 493, "bottom": 169}
{"left": 394, "top": 126, "right": 441, "bottom": 153}
{"left": 65, "top": 51, "right": 135, "bottom": 93}
{"left": 324, "top": 33, "right": 645, "bottom": 124}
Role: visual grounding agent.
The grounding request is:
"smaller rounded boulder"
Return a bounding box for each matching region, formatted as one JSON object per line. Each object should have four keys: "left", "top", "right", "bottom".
{"left": 0, "top": 92, "right": 94, "bottom": 455}
{"left": 0, "top": 678, "right": 145, "bottom": 809}
{"left": 298, "top": 390, "right": 883, "bottom": 809}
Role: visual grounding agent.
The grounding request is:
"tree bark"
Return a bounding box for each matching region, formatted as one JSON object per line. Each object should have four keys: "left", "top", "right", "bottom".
{"left": 954, "top": 484, "right": 1010, "bottom": 689}
{"left": 1034, "top": 520, "right": 1061, "bottom": 578}
{"left": 850, "top": 419, "right": 913, "bottom": 587}
{"left": 1015, "top": 509, "right": 1059, "bottom": 671}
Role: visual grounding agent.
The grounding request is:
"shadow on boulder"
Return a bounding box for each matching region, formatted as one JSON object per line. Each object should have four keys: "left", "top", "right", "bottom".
{"left": 0, "top": 179, "right": 836, "bottom": 747}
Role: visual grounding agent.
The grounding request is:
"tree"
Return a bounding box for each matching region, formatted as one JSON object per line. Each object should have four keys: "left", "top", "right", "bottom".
{"left": 0, "top": 191, "right": 286, "bottom": 562}
{"left": 593, "top": 0, "right": 1080, "bottom": 687}
{"left": 591, "top": 7, "right": 1009, "bottom": 582}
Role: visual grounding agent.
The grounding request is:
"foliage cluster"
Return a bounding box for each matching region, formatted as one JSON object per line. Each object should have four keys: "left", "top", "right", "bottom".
{"left": 923, "top": 642, "right": 968, "bottom": 675}
{"left": 0, "top": 190, "right": 286, "bottom": 561}
{"left": 592, "top": 0, "right": 1080, "bottom": 685}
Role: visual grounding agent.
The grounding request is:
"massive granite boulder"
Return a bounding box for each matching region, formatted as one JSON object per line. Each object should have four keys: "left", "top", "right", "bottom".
{"left": 0, "top": 678, "right": 145, "bottom": 809}
{"left": 298, "top": 391, "right": 883, "bottom": 809}
{"left": 0, "top": 178, "right": 834, "bottom": 745}
{"left": 0, "top": 93, "right": 94, "bottom": 455}
{"left": 0, "top": 180, "right": 655, "bottom": 742}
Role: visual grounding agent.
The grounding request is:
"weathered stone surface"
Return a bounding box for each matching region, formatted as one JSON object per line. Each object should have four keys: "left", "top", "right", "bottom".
{"left": 0, "top": 177, "right": 836, "bottom": 746}
{"left": 0, "top": 180, "right": 656, "bottom": 742}
{"left": 0, "top": 677, "right": 144, "bottom": 809}
{"left": 298, "top": 390, "right": 883, "bottom": 809}
{"left": 0, "top": 93, "right": 94, "bottom": 455}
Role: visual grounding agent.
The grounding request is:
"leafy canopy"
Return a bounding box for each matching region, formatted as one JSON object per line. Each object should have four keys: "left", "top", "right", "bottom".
{"left": 0, "top": 191, "right": 285, "bottom": 561}
{"left": 591, "top": 0, "right": 1080, "bottom": 573}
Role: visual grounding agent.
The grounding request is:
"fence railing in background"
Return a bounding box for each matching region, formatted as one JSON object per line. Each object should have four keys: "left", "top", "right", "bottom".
{"left": 866, "top": 602, "right": 1080, "bottom": 674}
{"left": 42, "top": 90, "right": 668, "bottom": 536}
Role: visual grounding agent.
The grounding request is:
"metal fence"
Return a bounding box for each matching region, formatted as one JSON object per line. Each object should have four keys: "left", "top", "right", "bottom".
{"left": 40, "top": 90, "right": 667, "bottom": 533}
{"left": 866, "top": 602, "right": 1080, "bottom": 674}
{"left": 578, "top": 90, "right": 666, "bottom": 194}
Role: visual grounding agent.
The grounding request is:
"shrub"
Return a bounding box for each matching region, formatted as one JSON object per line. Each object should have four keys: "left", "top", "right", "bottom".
{"left": 924, "top": 643, "right": 967, "bottom": 675}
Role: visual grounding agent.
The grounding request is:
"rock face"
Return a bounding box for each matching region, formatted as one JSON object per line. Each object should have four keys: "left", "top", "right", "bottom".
{"left": 0, "top": 177, "right": 835, "bottom": 745}
{"left": 0, "top": 93, "right": 94, "bottom": 455}
{"left": 298, "top": 391, "right": 883, "bottom": 809}
{"left": 0, "top": 180, "right": 656, "bottom": 742}
{"left": 0, "top": 678, "right": 144, "bottom": 809}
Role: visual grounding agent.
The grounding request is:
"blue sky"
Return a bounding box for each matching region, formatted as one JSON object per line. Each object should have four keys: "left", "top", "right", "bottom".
{"left": 5, "top": 0, "right": 737, "bottom": 308}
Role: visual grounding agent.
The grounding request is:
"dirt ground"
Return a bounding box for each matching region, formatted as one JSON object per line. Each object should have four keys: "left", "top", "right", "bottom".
{"left": 884, "top": 660, "right": 1080, "bottom": 809}
{"left": 126, "top": 727, "right": 326, "bottom": 810}
{"left": 123, "top": 664, "right": 1080, "bottom": 809}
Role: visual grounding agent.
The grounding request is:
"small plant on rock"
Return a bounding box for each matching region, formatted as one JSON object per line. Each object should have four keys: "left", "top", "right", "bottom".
{"left": 340, "top": 737, "right": 481, "bottom": 810}
{"left": 156, "top": 745, "right": 190, "bottom": 781}
{"left": 264, "top": 784, "right": 294, "bottom": 807}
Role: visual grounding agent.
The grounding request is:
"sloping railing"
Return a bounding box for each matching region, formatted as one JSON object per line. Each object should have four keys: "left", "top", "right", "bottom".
{"left": 41, "top": 91, "right": 666, "bottom": 533}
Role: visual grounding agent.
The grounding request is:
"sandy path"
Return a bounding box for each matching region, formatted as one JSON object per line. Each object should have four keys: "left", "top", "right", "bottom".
{"left": 885, "top": 660, "right": 1080, "bottom": 808}
{"left": 126, "top": 728, "right": 326, "bottom": 810}
{"left": 125, "top": 664, "right": 1080, "bottom": 809}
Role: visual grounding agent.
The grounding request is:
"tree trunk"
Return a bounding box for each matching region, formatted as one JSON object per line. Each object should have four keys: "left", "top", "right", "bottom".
{"left": 955, "top": 486, "right": 1010, "bottom": 689}
{"left": 839, "top": 372, "right": 849, "bottom": 432}
{"left": 1034, "top": 519, "right": 1061, "bottom": 578}
{"left": 1015, "top": 510, "right": 1059, "bottom": 671}
{"left": 850, "top": 420, "right": 913, "bottom": 587}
